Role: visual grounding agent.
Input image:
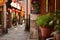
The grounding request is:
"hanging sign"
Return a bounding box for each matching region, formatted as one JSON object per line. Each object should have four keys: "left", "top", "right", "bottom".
{"left": 0, "top": 0, "right": 6, "bottom": 5}
{"left": 11, "top": 2, "right": 21, "bottom": 10}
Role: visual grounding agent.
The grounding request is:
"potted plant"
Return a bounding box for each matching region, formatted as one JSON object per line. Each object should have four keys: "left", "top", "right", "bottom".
{"left": 31, "top": 0, "right": 40, "bottom": 14}
{"left": 36, "top": 13, "right": 55, "bottom": 38}
{"left": 54, "top": 25, "right": 60, "bottom": 40}
{"left": 54, "top": 10, "right": 60, "bottom": 40}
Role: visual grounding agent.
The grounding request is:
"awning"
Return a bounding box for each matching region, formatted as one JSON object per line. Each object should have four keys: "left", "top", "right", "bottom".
{"left": 10, "top": 2, "right": 21, "bottom": 10}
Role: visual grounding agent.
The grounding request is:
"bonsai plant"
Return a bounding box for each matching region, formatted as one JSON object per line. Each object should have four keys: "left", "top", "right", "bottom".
{"left": 36, "top": 13, "right": 55, "bottom": 38}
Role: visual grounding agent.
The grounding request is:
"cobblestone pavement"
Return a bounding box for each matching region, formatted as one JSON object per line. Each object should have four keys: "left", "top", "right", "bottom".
{"left": 30, "top": 14, "right": 39, "bottom": 40}
{"left": 0, "top": 24, "right": 29, "bottom": 40}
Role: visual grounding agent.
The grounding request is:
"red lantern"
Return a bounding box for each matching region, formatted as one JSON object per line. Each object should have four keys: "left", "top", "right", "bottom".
{"left": 12, "top": 0, "right": 16, "bottom": 3}
{"left": 12, "top": 8, "right": 15, "bottom": 12}
{"left": 15, "top": 10, "right": 18, "bottom": 12}
{"left": 7, "top": 8, "right": 10, "bottom": 12}
{"left": 18, "top": 10, "right": 20, "bottom": 12}
{"left": 14, "top": 0, "right": 16, "bottom": 3}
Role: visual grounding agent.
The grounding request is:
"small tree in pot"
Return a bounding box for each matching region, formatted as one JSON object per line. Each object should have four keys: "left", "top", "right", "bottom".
{"left": 36, "top": 13, "right": 55, "bottom": 38}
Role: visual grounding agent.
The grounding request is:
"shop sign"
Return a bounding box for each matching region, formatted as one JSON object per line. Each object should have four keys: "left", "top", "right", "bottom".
{"left": 0, "top": 0, "right": 6, "bottom": 5}
{"left": 11, "top": 2, "right": 21, "bottom": 10}
{"left": 11, "top": 2, "right": 17, "bottom": 8}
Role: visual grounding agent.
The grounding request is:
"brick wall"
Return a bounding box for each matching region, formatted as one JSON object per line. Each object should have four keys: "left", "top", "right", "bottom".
{"left": 31, "top": 0, "right": 60, "bottom": 14}
{"left": 56, "top": 0, "right": 60, "bottom": 10}
{"left": 40, "top": 0, "right": 46, "bottom": 14}
{"left": 48, "top": 0, "right": 55, "bottom": 12}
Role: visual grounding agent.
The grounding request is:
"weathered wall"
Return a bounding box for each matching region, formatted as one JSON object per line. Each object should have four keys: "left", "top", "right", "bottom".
{"left": 40, "top": 0, "right": 46, "bottom": 14}
{"left": 48, "top": 0, "right": 55, "bottom": 12}
{"left": 56, "top": 0, "right": 60, "bottom": 10}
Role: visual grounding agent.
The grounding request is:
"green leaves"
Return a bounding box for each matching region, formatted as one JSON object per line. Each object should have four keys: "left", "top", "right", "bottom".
{"left": 57, "top": 25, "right": 60, "bottom": 34}
{"left": 36, "top": 13, "right": 55, "bottom": 27}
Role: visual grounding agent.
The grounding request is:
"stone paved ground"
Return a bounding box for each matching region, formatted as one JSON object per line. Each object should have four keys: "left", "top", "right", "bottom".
{"left": 30, "top": 20, "right": 38, "bottom": 40}
{"left": 30, "top": 14, "right": 39, "bottom": 40}
{"left": 0, "top": 24, "right": 29, "bottom": 40}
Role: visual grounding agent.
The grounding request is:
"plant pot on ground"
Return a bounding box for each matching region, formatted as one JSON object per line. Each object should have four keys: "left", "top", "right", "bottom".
{"left": 54, "top": 25, "right": 60, "bottom": 40}
{"left": 54, "top": 10, "right": 60, "bottom": 40}
{"left": 36, "top": 13, "right": 55, "bottom": 38}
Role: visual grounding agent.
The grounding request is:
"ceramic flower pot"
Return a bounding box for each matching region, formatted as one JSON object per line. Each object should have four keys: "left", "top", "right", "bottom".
{"left": 39, "top": 27, "right": 53, "bottom": 38}
{"left": 54, "top": 34, "right": 60, "bottom": 40}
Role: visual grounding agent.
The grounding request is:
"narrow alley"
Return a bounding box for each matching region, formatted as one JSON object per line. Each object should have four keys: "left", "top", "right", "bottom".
{"left": 0, "top": 24, "right": 29, "bottom": 40}
{"left": 0, "top": 0, "right": 60, "bottom": 40}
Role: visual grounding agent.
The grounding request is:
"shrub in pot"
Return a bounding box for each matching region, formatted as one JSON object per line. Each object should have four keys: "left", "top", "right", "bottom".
{"left": 36, "top": 13, "right": 55, "bottom": 38}
{"left": 54, "top": 25, "right": 60, "bottom": 40}
{"left": 54, "top": 10, "right": 60, "bottom": 40}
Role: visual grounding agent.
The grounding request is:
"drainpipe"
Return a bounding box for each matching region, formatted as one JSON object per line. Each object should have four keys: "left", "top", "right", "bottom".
{"left": 25, "top": 0, "right": 30, "bottom": 31}
{"left": 25, "top": 0, "right": 29, "bottom": 31}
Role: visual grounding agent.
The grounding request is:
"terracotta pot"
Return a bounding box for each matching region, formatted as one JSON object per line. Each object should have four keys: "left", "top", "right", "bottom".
{"left": 54, "top": 34, "right": 60, "bottom": 40}
{"left": 39, "top": 27, "right": 53, "bottom": 38}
